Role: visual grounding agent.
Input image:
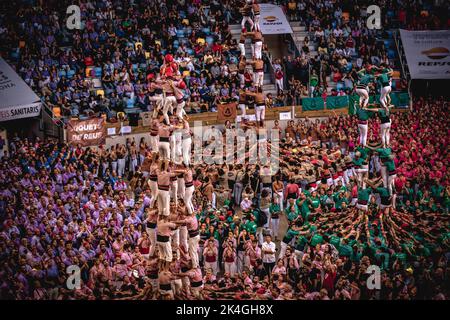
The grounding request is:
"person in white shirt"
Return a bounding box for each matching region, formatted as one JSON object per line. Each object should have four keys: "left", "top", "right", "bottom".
{"left": 261, "top": 235, "right": 276, "bottom": 277}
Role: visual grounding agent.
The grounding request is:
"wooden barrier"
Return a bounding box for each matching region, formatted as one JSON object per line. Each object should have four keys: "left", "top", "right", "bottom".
{"left": 104, "top": 105, "right": 407, "bottom": 136}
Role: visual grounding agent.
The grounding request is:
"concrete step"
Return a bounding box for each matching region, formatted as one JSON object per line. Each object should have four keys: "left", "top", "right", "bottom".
{"left": 230, "top": 24, "right": 242, "bottom": 31}
{"left": 263, "top": 83, "right": 276, "bottom": 90}
{"left": 289, "top": 21, "right": 301, "bottom": 28}
{"left": 263, "top": 78, "right": 272, "bottom": 85}
{"left": 292, "top": 26, "right": 306, "bottom": 32}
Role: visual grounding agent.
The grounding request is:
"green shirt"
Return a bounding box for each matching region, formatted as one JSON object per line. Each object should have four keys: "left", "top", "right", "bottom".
{"left": 356, "top": 107, "right": 372, "bottom": 121}
{"left": 356, "top": 146, "right": 370, "bottom": 161}
{"left": 334, "top": 195, "right": 349, "bottom": 209}
{"left": 384, "top": 159, "right": 396, "bottom": 172}
{"left": 339, "top": 243, "right": 353, "bottom": 257}
{"left": 283, "top": 228, "right": 300, "bottom": 244}
{"left": 310, "top": 74, "right": 319, "bottom": 87}
{"left": 431, "top": 185, "right": 444, "bottom": 199}
{"left": 375, "top": 187, "right": 391, "bottom": 204}
{"left": 310, "top": 234, "right": 323, "bottom": 247}
{"left": 378, "top": 109, "right": 391, "bottom": 123}
{"left": 358, "top": 187, "right": 372, "bottom": 202}
{"left": 353, "top": 157, "right": 364, "bottom": 168}
{"left": 295, "top": 235, "right": 308, "bottom": 251}
{"left": 244, "top": 220, "right": 257, "bottom": 234}
{"left": 330, "top": 236, "right": 341, "bottom": 250}
{"left": 357, "top": 74, "right": 374, "bottom": 87}
{"left": 309, "top": 196, "right": 320, "bottom": 209}
{"left": 376, "top": 147, "right": 392, "bottom": 161}
{"left": 270, "top": 203, "right": 281, "bottom": 215}
{"left": 377, "top": 73, "right": 390, "bottom": 87}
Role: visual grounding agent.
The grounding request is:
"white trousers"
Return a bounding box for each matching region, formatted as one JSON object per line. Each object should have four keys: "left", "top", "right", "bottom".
{"left": 150, "top": 135, "right": 159, "bottom": 153}
{"left": 184, "top": 185, "right": 195, "bottom": 214}
{"left": 157, "top": 240, "right": 173, "bottom": 262}
{"left": 176, "top": 101, "right": 186, "bottom": 119}
{"left": 171, "top": 279, "right": 183, "bottom": 296}
{"left": 275, "top": 191, "right": 284, "bottom": 211}
{"left": 276, "top": 78, "right": 284, "bottom": 92}
{"left": 204, "top": 260, "right": 218, "bottom": 275}
{"left": 254, "top": 15, "right": 260, "bottom": 31}
{"left": 150, "top": 94, "right": 164, "bottom": 114}
{"left": 238, "top": 43, "right": 246, "bottom": 57}
{"left": 254, "top": 71, "right": 264, "bottom": 87}
{"left": 358, "top": 123, "right": 368, "bottom": 146}
{"left": 163, "top": 96, "right": 177, "bottom": 124}
{"left": 224, "top": 261, "right": 237, "bottom": 276}
{"left": 380, "top": 86, "right": 391, "bottom": 109}
{"left": 238, "top": 103, "right": 246, "bottom": 116}
{"left": 145, "top": 227, "right": 157, "bottom": 256}
{"left": 149, "top": 180, "right": 158, "bottom": 207}
{"left": 117, "top": 158, "right": 126, "bottom": 177}
{"left": 241, "top": 16, "right": 254, "bottom": 30}
{"left": 270, "top": 218, "right": 280, "bottom": 239}
{"left": 182, "top": 138, "right": 191, "bottom": 166}
{"left": 380, "top": 122, "right": 391, "bottom": 147}
{"left": 189, "top": 235, "right": 200, "bottom": 268}
{"left": 177, "top": 178, "right": 185, "bottom": 200}
{"left": 111, "top": 161, "right": 117, "bottom": 174}
{"left": 157, "top": 189, "right": 171, "bottom": 216}
{"left": 355, "top": 88, "right": 369, "bottom": 108}
{"left": 159, "top": 141, "right": 171, "bottom": 159}
{"left": 254, "top": 41, "right": 262, "bottom": 59}
{"left": 388, "top": 174, "right": 396, "bottom": 195}
{"left": 255, "top": 105, "right": 265, "bottom": 122}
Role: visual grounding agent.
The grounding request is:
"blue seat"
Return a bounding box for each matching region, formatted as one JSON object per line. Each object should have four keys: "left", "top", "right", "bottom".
{"left": 94, "top": 67, "right": 102, "bottom": 77}
{"left": 185, "top": 28, "right": 192, "bottom": 36}
{"left": 176, "top": 30, "right": 184, "bottom": 38}
{"left": 206, "top": 36, "right": 214, "bottom": 45}
{"left": 179, "top": 37, "right": 189, "bottom": 45}
{"left": 11, "top": 50, "right": 19, "bottom": 59}
{"left": 202, "top": 27, "right": 210, "bottom": 35}
{"left": 126, "top": 97, "right": 135, "bottom": 108}
{"left": 387, "top": 10, "right": 394, "bottom": 18}
{"left": 58, "top": 70, "right": 67, "bottom": 78}
{"left": 336, "top": 82, "right": 344, "bottom": 91}
{"left": 161, "top": 49, "right": 167, "bottom": 55}
{"left": 173, "top": 40, "right": 179, "bottom": 46}
{"left": 132, "top": 64, "right": 138, "bottom": 72}
{"left": 388, "top": 49, "right": 396, "bottom": 59}
{"left": 67, "top": 70, "right": 76, "bottom": 79}
{"left": 345, "top": 62, "right": 353, "bottom": 73}
{"left": 186, "top": 48, "right": 194, "bottom": 56}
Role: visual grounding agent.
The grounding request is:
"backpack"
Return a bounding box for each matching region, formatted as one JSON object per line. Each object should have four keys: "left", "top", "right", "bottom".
{"left": 256, "top": 208, "right": 267, "bottom": 227}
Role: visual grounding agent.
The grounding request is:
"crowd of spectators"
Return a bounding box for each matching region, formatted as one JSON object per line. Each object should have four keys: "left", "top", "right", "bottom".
{"left": 0, "top": 0, "right": 255, "bottom": 120}
{"left": 276, "top": 0, "right": 448, "bottom": 98}
{"left": 0, "top": 96, "right": 448, "bottom": 300}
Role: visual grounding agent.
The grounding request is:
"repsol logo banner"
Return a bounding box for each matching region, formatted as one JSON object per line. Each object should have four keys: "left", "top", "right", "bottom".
{"left": 400, "top": 29, "right": 450, "bottom": 79}
{"left": 259, "top": 4, "right": 293, "bottom": 34}
{"left": 0, "top": 103, "right": 41, "bottom": 122}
